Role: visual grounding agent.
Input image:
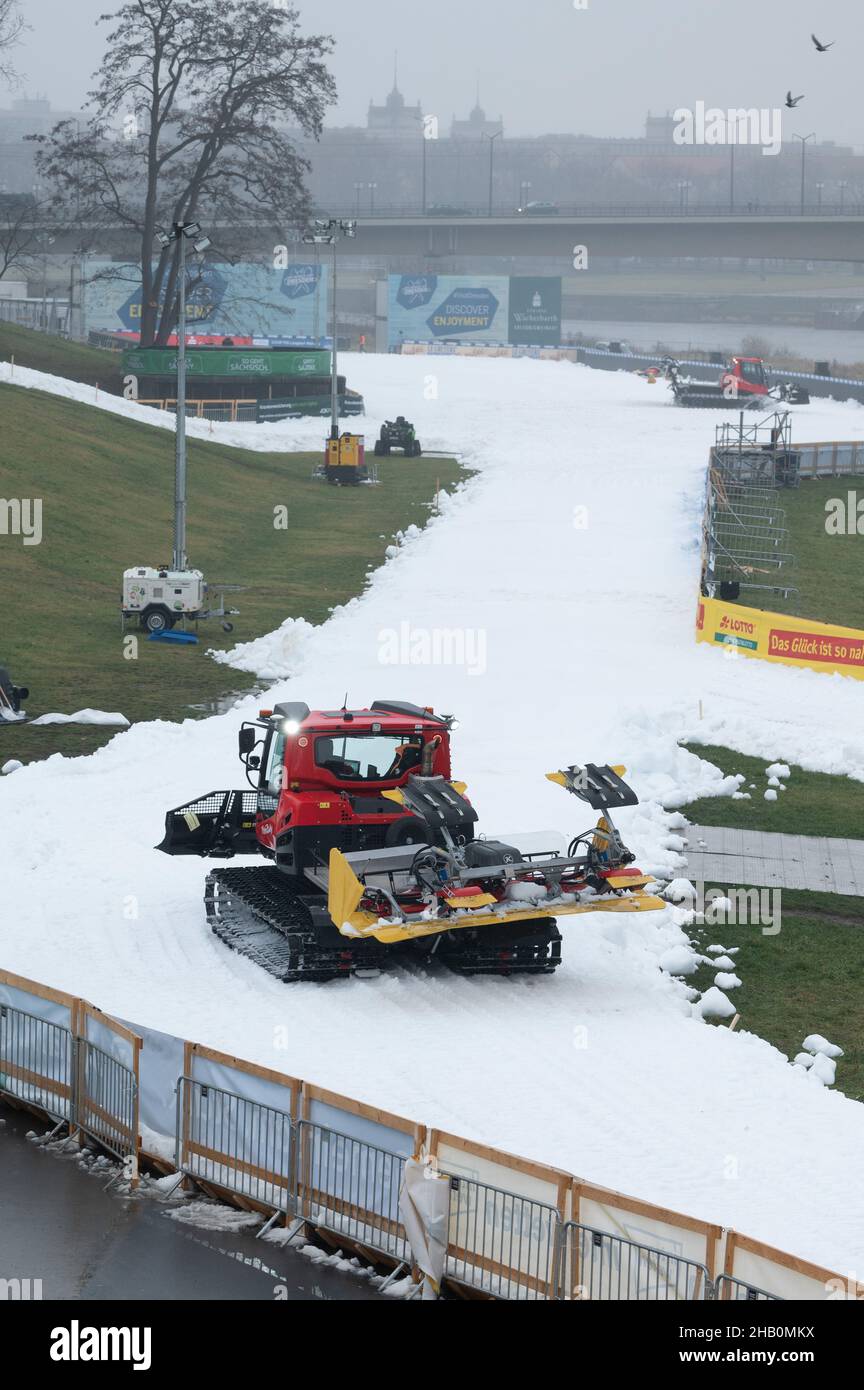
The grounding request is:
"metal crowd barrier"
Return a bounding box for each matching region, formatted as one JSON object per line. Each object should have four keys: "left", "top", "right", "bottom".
{"left": 441, "top": 1173, "right": 560, "bottom": 1300}
{"left": 0, "top": 1004, "right": 74, "bottom": 1125}
{"left": 75, "top": 1039, "right": 138, "bottom": 1163}
{"left": 295, "top": 1119, "right": 411, "bottom": 1265}
{"left": 176, "top": 1076, "right": 294, "bottom": 1213}
{"left": 2, "top": 1036, "right": 793, "bottom": 1300}
{"left": 0, "top": 1006, "right": 137, "bottom": 1163}
{"left": 170, "top": 1082, "right": 786, "bottom": 1301}
{"left": 137, "top": 398, "right": 259, "bottom": 423}
{"left": 558, "top": 1221, "right": 710, "bottom": 1301}
{"left": 714, "top": 1273, "right": 783, "bottom": 1302}
{"left": 794, "top": 441, "right": 864, "bottom": 478}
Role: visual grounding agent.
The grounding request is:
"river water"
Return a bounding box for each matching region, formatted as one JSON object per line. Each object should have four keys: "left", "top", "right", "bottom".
{"left": 563, "top": 319, "right": 864, "bottom": 365}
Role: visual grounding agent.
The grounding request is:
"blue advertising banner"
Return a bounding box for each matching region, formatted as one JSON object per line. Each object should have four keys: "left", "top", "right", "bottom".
{"left": 388, "top": 274, "right": 510, "bottom": 346}
{"left": 83, "top": 259, "right": 329, "bottom": 339}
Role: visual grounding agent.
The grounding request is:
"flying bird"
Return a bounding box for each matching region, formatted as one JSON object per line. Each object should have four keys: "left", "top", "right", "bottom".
{"left": 811, "top": 34, "right": 834, "bottom": 52}
{"left": 786, "top": 91, "right": 805, "bottom": 108}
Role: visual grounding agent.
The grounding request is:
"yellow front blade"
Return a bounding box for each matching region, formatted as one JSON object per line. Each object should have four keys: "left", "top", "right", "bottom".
{"left": 327, "top": 848, "right": 368, "bottom": 935}
{"left": 341, "top": 890, "right": 668, "bottom": 943}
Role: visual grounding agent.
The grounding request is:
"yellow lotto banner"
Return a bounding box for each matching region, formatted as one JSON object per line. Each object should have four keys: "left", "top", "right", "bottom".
{"left": 696, "top": 595, "right": 864, "bottom": 681}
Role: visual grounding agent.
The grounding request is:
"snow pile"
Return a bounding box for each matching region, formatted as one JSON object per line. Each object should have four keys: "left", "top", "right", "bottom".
{"left": 664, "top": 879, "right": 698, "bottom": 905}
{"left": 29, "top": 709, "right": 130, "bottom": 727}
{"left": 209, "top": 616, "right": 317, "bottom": 681}
{"left": 710, "top": 955, "right": 737, "bottom": 971}
{"left": 3, "top": 351, "right": 864, "bottom": 1270}
{"left": 658, "top": 945, "right": 701, "bottom": 976}
{"left": 803, "top": 1034, "right": 844, "bottom": 1060}
{"left": 793, "top": 1036, "right": 844, "bottom": 1086}
{"left": 694, "top": 986, "right": 737, "bottom": 1020}
{"left": 163, "top": 1199, "right": 262, "bottom": 1232}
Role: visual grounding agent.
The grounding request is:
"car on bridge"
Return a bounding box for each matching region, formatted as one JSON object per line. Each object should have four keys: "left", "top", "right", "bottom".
{"left": 517, "top": 200, "right": 559, "bottom": 215}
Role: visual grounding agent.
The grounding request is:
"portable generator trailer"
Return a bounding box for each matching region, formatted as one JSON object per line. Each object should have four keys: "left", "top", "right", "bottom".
{"left": 157, "top": 699, "right": 665, "bottom": 981}
{"left": 121, "top": 567, "right": 240, "bottom": 634}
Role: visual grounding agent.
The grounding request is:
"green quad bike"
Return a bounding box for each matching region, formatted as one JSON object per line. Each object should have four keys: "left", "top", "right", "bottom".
{"left": 374, "top": 417, "right": 422, "bottom": 457}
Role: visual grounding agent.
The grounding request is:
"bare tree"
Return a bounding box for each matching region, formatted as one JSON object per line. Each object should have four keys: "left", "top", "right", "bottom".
{"left": 0, "top": 194, "right": 44, "bottom": 284}
{"left": 33, "top": 0, "right": 336, "bottom": 344}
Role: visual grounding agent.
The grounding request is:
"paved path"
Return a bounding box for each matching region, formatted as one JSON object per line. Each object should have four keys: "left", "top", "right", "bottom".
{"left": 684, "top": 826, "right": 864, "bottom": 897}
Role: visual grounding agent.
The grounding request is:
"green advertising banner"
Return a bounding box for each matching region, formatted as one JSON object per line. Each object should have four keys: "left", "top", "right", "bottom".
{"left": 508, "top": 277, "right": 562, "bottom": 346}
{"left": 123, "top": 347, "right": 331, "bottom": 378}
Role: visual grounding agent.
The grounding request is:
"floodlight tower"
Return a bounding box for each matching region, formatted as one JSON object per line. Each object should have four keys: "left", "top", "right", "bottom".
{"left": 156, "top": 220, "right": 212, "bottom": 570}
{"left": 302, "top": 217, "right": 357, "bottom": 443}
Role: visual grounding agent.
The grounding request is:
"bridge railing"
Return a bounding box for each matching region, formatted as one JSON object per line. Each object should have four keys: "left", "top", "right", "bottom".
{"left": 326, "top": 202, "right": 864, "bottom": 220}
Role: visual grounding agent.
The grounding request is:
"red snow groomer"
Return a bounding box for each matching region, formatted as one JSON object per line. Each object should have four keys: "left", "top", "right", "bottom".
{"left": 158, "top": 700, "right": 665, "bottom": 981}
{"left": 657, "top": 356, "right": 809, "bottom": 408}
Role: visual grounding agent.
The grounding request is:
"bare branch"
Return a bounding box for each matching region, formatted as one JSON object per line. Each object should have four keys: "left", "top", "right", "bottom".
{"left": 0, "top": 0, "right": 27, "bottom": 86}
{"left": 33, "top": 0, "right": 336, "bottom": 343}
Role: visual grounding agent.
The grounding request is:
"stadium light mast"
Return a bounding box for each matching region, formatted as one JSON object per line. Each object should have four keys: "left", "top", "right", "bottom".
{"left": 302, "top": 218, "right": 357, "bottom": 442}
{"left": 156, "top": 221, "right": 211, "bottom": 571}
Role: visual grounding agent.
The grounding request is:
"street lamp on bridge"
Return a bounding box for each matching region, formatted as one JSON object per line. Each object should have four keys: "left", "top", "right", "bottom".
{"left": 793, "top": 133, "right": 816, "bottom": 214}
{"left": 726, "top": 113, "right": 748, "bottom": 212}
{"left": 483, "top": 129, "right": 502, "bottom": 217}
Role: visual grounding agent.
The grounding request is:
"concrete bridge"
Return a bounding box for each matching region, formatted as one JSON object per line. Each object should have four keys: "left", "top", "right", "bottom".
{"left": 38, "top": 207, "right": 864, "bottom": 266}
{"left": 332, "top": 210, "right": 864, "bottom": 264}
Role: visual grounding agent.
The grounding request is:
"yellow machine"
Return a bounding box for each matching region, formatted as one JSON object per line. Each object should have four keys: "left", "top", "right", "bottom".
{"left": 324, "top": 432, "right": 367, "bottom": 485}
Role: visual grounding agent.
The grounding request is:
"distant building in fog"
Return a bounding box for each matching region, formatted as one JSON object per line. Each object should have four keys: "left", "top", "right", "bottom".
{"left": 366, "top": 79, "right": 423, "bottom": 136}
{"left": 450, "top": 102, "right": 503, "bottom": 141}
{"left": 0, "top": 96, "right": 83, "bottom": 192}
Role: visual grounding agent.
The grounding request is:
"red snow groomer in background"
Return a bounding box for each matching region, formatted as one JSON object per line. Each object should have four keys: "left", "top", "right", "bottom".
{"left": 158, "top": 700, "right": 665, "bottom": 982}
{"left": 650, "top": 356, "right": 810, "bottom": 408}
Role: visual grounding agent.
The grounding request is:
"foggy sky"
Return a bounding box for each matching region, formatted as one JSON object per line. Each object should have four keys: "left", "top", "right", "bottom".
{"left": 8, "top": 0, "right": 861, "bottom": 145}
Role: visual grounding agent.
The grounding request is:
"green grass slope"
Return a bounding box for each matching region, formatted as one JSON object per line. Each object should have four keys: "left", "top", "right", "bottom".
{"left": 0, "top": 381, "right": 462, "bottom": 760}
{"left": 0, "top": 321, "right": 126, "bottom": 394}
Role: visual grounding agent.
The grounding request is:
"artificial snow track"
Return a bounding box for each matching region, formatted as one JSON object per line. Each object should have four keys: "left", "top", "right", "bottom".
{"left": 4, "top": 352, "right": 864, "bottom": 1270}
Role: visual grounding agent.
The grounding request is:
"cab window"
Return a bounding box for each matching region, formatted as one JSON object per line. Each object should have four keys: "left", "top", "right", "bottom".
{"left": 738, "top": 361, "right": 765, "bottom": 385}
{"left": 314, "top": 733, "right": 424, "bottom": 781}
{"left": 264, "top": 732, "right": 286, "bottom": 794}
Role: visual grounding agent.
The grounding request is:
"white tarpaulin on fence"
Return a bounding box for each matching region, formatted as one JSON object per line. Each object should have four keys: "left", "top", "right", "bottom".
{"left": 400, "top": 1159, "right": 451, "bottom": 1299}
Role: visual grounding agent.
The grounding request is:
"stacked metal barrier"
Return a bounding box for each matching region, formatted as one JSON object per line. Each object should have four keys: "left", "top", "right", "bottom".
{"left": 703, "top": 412, "right": 800, "bottom": 603}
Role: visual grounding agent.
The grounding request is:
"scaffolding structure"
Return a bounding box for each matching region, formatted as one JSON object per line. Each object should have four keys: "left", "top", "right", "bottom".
{"left": 702, "top": 411, "right": 799, "bottom": 602}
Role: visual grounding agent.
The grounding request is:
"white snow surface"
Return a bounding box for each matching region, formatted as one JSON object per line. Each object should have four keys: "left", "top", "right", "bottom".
{"left": 3, "top": 351, "right": 864, "bottom": 1270}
